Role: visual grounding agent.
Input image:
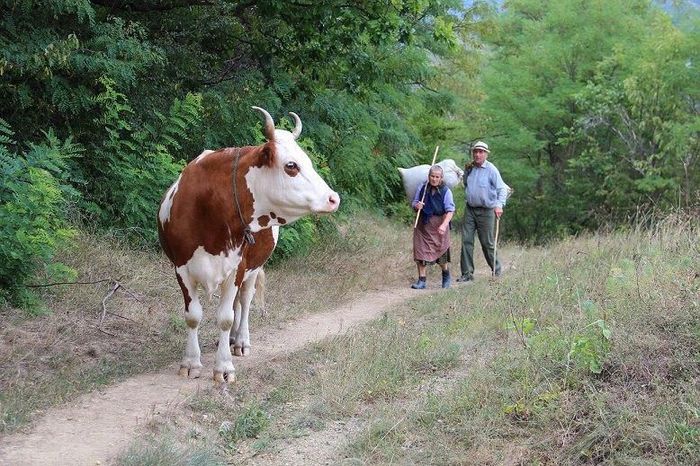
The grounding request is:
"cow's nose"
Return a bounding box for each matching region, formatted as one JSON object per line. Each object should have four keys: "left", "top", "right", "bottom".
{"left": 328, "top": 192, "right": 340, "bottom": 211}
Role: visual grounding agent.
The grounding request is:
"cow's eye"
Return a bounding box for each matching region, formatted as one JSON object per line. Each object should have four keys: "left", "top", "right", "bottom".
{"left": 284, "top": 161, "right": 299, "bottom": 175}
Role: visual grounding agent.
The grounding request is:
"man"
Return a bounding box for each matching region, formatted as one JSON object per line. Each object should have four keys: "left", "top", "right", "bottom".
{"left": 457, "top": 141, "right": 508, "bottom": 281}
{"left": 411, "top": 165, "right": 455, "bottom": 289}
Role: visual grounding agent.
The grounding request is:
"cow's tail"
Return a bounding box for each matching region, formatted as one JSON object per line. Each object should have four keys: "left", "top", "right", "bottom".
{"left": 253, "top": 267, "right": 266, "bottom": 316}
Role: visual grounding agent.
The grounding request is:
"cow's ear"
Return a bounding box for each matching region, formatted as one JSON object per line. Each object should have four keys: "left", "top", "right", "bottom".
{"left": 260, "top": 141, "right": 276, "bottom": 167}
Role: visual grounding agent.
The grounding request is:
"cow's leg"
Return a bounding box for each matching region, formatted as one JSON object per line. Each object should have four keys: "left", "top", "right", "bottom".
{"left": 213, "top": 275, "right": 238, "bottom": 384}
{"left": 231, "top": 269, "right": 258, "bottom": 356}
{"left": 177, "top": 270, "right": 203, "bottom": 378}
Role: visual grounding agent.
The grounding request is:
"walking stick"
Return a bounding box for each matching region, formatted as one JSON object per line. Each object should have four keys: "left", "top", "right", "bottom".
{"left": 492, "top": 216, "right": 500, "bottom": 277}
{"left": 413, "top": 145, "right": 440, "bottom": 229}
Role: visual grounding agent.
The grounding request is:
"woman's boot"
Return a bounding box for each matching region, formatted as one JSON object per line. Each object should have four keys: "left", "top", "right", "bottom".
{"left": 442, "top": 270, "right": 451, "bottom": 289}
{"left": 411, "top": 276, "right": 427, "bottom": 289}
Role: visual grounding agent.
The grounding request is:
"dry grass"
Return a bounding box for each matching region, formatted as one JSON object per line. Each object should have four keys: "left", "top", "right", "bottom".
{"left": 257, "top": 212, "right": 416, "bottom": 325}
{"left": 0, "top": 212, "right": 417, "bottom": 434}
{"left": 0, "top": 231, "right": 185, "bottom": 432}
{"left": 4, "top": 211, "right": 697, "bottom": 465}
{"left": 139, "top": 212, "right": 698, "bottom": 465}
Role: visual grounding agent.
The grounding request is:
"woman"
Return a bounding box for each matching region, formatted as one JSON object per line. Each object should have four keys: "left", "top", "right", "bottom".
{"left": 411, "top": 165, "right": 455, "bottom": 289}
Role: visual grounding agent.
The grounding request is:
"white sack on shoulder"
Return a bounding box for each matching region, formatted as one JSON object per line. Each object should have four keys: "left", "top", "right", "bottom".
{"left": 397, "top": 159, "right": 464, "bottom": 202}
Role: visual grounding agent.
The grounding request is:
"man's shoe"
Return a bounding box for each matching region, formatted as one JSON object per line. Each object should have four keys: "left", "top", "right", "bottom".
{"left": 411, "top": 277, "right": 427, "bottom": 289}
{"left": 456, "top": 275, "right": 473, "bottom": 282}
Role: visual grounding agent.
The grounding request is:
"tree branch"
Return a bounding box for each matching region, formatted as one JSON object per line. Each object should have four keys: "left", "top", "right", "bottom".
{"left": 100, "top": 281, "right": 122, "bottom": 327}
{"left": 90, "top": 0, "right": 217, "bottom": 13}
{"left": 26, "top": 277, "right": 123, "bottom": 288}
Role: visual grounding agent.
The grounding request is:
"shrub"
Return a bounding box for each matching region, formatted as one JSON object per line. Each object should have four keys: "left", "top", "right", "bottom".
{"left": 87, "top": 78, "right": 201, "bottom": 244}
{"left": 0, "top": 119, "right": 79, "bottom": 309}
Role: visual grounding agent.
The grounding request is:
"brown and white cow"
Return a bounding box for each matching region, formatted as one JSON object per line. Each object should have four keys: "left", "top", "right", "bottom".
{"left": 157, "top": 107, "right": 340, "bottom": 384}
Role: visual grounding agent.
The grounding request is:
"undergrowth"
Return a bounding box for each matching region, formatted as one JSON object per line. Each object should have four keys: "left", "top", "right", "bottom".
{"left": 148, "top": 212, "right": 698, "bottom": 465}
{"left": 3, "top": 212, "right": 697, "bottom": 466}
{"left": 0, "top": 212, "right": 414, "bottom": 435}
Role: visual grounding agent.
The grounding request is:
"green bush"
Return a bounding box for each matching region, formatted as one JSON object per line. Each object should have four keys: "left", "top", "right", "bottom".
{"left": 0, "top": 119, "right": 79, "bottom": 308}
{"left": 86, "top": 78, "right": 201, "bottom": 244}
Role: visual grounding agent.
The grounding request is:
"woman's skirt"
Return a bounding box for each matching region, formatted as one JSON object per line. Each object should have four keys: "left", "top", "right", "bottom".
{"left": 413, "top": 215, "right": 450, "bottom": 263}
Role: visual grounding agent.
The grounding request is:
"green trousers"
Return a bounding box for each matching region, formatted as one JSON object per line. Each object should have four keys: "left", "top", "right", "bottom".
{"left": 460, "top": 205, "right": 501, "bottom": 278}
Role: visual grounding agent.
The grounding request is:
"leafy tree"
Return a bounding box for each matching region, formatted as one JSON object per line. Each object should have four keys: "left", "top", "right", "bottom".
{"left": 0, "top": 119, "right": 80, "bottom": 308}
{"left": 567, "top": 11, "right": 700, "bottom": 215}
{"left": 88, "top": 78, "right": 202, "bottom": 239}
{"left": 0, "top": 0, "right": 491, "bottom": 306}
{"left": 0, "top": 0, "right": 163, "bottom": 141}
{"left": 474, "top": 0, "right": 696, "bottom": 240}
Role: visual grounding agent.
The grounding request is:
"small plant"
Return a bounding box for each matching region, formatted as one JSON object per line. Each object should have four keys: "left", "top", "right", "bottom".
{"left": 167, "top": 314, "right": 187, "bottom": 333}
{"left": 567, "top": 316, "right": 612, "bottom": 375}
{"left": 507, "top": 315, "right": 537, "bottom": 348}
{"left": 117, "top": 434, "right": 223, "bottom": 466}
{"left": 219, "top": 403, "right": 270, "bottom": 448}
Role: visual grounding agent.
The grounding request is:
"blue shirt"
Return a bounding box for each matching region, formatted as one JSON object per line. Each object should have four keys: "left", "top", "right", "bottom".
{"left": 463, "top": 160, "right": 508, "bottom": 209}
{"left": 413, "top": 182, "right": 456, "bottom": 223}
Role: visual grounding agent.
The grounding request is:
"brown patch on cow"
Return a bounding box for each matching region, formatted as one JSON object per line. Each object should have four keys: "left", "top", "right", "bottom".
{"left": 159, "top": 144, "right": 277, "bottom": 268}
{"left": 257, "top": 215, "right": 270, "bottom": 228}
{"left": 159, "top": 143, "right": 279, "bottom": 296}
{"left": 175, "top": 272, "right": 192, "bottom": 310}
{"left": 270, "top": 212, "right": 277, "bottom": 219}
{"left": 234, "top": 228, "right": 275, "bottom": 286}
{"left": 259, "top": 142, "right": 276, "bottom": 167}
{"left": 278, "top": 217, "right": 287, "bottom": 225}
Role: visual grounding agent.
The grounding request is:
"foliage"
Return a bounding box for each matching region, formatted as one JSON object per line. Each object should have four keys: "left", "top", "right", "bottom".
{"left": 0, "top": 0, "right": 163, "bottom": 141}
{"left": 0, "top": 0, "right": 484, "bottom": 304}
{"left": 566, "top": 311, "right": 612, "bottom": 375}
{"left": 0, "top": 119, "right": 80, "bottom": 308}
{"left": 566, "top": 12, "right": 700, "bottom": 216}
{"left": 87, "top": 78, "right": 201, "bottom": 242}
{"left": 476, "top": 0, "right": 699, "bottom": 241}
{"left": 1, "top": 0, "right": 697, "bottom": 306}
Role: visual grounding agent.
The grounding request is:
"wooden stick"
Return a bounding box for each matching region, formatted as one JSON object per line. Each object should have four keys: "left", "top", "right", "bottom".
{"left": 493, "top": 216, "right": 500, "bottom": 277}
{"left": 100, "top": 281, "right": 121, "bottom": 327}
{"left": 413, "top": 145, "right": 440, "bottom": 229}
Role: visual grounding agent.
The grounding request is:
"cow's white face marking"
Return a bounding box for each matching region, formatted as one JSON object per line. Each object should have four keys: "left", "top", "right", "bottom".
{"left": 159, "top": 175, "right": 182, "bottom": 225}
{"left": 177, "top": 245, "right": 243, "bottom": 298}
{"left": 246, "top": 130, "right": 339, "bottom": 231}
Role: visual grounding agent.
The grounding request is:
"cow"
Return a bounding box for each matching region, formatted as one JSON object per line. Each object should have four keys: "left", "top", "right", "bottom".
{"left": 157, "top": 106, "right": 340, "bottom": 385}
{"left": 397, "top": 159, "right": 464, "bottom": 202}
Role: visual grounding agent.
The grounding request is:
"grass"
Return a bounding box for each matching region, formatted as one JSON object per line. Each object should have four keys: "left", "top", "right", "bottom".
{"left": 159, "top": 212, "right": 697, "bottom": 465}
{"left": 339, "top": 213, "right": 699, "bottom": 464}
{"left": 3, "top": 210, "right": 698, "bottom": 465}
{"left": 116, "top": 431, "right": 223, "bottom": 466}
{"left": 0, "top": 212, "right": 416, "bottom": 434}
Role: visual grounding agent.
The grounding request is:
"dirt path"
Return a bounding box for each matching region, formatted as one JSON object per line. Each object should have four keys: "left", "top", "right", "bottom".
{"left": 0, "top": 284, "right": 443, "bottom": 466}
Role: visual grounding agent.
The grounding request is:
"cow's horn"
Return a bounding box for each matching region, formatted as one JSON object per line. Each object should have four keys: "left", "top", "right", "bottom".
{"left": 251, "top": 106, "right": 275, "bottom": 141}
{"left": 289, "top": 112, "right": 302, "bottom": 139}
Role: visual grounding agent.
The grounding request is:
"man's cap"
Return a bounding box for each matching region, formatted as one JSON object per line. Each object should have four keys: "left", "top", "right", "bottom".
{"left": 472, "top": 141, "right": 490, "bottom": 153}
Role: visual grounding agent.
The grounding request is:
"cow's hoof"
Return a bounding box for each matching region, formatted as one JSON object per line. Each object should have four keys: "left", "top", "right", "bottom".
{"left": 233, "top": 345, "right": 251, "bottom": 357}
{"left": 178, "top": 366, "right": 202, "bottom": 378}
{"left": 213, "top": 370, "right": 235, "bottom": 385}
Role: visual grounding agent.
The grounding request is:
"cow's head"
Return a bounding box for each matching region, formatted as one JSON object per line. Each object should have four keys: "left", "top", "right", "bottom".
{"left": 246, "top": 107, "right": 340, "bottom": 225}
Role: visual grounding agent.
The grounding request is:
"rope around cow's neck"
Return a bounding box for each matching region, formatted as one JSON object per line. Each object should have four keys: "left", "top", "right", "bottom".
{"left": 232, "top": 148, "right": 256, "bottom": 245}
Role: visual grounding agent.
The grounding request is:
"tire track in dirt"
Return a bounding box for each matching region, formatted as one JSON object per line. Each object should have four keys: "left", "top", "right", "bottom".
{"left": 0, "top": 285, "right": 434, "bottom": 466}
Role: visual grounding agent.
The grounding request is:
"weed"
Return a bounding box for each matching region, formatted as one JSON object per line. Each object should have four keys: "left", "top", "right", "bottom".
{"left": 219, "top": 403, "right": 270, "bottom": 447}
{"left": 116, "top": 434, "right": 223, "bottom": 466}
